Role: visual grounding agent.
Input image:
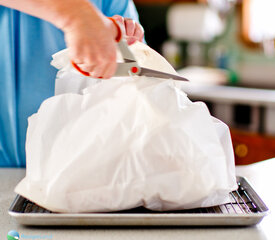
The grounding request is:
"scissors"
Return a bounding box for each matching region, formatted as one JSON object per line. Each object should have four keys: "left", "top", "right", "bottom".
{"left": 71, "top": 18, "right": 189, "bottom": 82}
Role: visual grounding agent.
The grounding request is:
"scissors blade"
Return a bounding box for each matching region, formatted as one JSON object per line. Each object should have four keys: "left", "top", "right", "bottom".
{"left": 139, "top": 67, "right": 189, "bottom": 81}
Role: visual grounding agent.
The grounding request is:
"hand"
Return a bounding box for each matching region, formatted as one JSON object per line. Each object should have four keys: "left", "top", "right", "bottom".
{"left": 63, "top": 3, "right": 119, "bottom": 79}
{"left": 112, "top": 15, "right": 144, "bottom": 45}
{"left": 0, "top": 0, "right": 144, "bottom": 79}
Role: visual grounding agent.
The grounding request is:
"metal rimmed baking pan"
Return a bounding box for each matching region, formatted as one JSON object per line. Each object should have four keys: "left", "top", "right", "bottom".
{"left": 8, "top": 176, "right": 269, "bottom": 226}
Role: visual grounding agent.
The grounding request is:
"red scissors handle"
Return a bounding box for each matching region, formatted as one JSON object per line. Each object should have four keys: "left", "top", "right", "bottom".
{"left": 71, "top": 61, "right": 90, "bottom": 76}
{"left": 108, "top": 17, "right": 122, "bottom": 42}
{"left": 71, "top": 17, "right": 122, "bottom": 77}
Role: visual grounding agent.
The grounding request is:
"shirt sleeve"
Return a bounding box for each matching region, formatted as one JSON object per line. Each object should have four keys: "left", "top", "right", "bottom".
{"left": 103, "top": 0, "right": 140, "bottom": 23}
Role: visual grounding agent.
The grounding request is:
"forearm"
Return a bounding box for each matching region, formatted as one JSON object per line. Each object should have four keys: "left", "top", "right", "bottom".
{"left": 1, "top": 0, "right": 144, "bottom": 79}
{"left": 0, "top": 0, "right": 101, "bottom": 30}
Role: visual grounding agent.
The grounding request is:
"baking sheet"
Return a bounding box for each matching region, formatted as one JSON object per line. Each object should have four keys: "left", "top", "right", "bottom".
{"left": 9, "top": 176, "right": 269, "bottom": 226}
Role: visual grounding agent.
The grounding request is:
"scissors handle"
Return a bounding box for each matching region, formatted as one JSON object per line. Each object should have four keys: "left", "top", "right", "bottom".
{"left": 108, "top": 17, "right": 122, "bottom": 42}
{"left": 71, "top": 61, "right": 90, "bottom": 76}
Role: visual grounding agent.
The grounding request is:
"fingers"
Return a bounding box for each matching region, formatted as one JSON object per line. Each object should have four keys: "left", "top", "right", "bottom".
{"left": 126, "top": 22, "right": 144, "bottom": 45}
{"left": 125, "top": 18, "right": 135, "bottom": 37}
{"left": 112, "top": 15, "right": 144, "bottom": 44}
{"left": 101, "top": 59, "right": 117, "bottom": 79}
{"left": 88, "top": 55, "right": 117, "bottom": 79}
{"left": 112, "top": 15, "right": 123, "bottom": 24}
{"left": 71, "top": 47, "right": 117, "bottom": 79}
{"left": 67, "top": 14, "right": 144, "bottom": 79}
{"left": 134, "top": 21, "right": 144, "bottom": 42}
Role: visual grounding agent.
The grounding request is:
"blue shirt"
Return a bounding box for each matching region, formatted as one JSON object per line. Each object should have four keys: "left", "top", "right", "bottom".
{"left": 0, "top": 0, "right": 140, "bottom": 167}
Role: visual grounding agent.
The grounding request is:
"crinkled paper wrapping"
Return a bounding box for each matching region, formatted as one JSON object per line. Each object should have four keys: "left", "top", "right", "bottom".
{"left": 15, "top": 42, "right": 237, "bottom": 212}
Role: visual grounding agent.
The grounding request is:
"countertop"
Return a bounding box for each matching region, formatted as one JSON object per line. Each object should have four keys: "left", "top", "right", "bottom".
{"left": 181, "top": 84, "right": 275, "bottom": 107}
{"left": 1, "top": 159, "right": 275, "bottom": 240}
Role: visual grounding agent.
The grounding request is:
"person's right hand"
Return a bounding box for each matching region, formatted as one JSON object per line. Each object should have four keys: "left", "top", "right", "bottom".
{"left": 62, "top": 2, "right": 119, "bottom": 79}
{"left": 0, "top": 0, "right": 142, "bottom": 79}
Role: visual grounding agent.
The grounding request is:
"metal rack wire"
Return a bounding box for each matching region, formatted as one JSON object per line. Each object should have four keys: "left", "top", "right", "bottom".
{"left": 20, "top": 182, "right": 259, "bottom": 215}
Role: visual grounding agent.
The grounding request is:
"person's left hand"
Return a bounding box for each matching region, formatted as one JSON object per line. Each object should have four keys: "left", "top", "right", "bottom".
{"left": 112, "top": 15, "right": 144, "bottom": 45}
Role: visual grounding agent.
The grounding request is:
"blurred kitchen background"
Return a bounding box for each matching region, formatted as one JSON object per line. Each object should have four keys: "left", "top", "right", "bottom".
{"left": 133, "top": 0, "right": 275, "bottom": 165}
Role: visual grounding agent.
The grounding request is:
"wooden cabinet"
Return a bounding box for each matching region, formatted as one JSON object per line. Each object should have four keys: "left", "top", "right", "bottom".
{"left": 182, "top": 85, "right": 275, "bottom": 165}
{"left": 231, "top": 129, "right": 275, "bottom": 165}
